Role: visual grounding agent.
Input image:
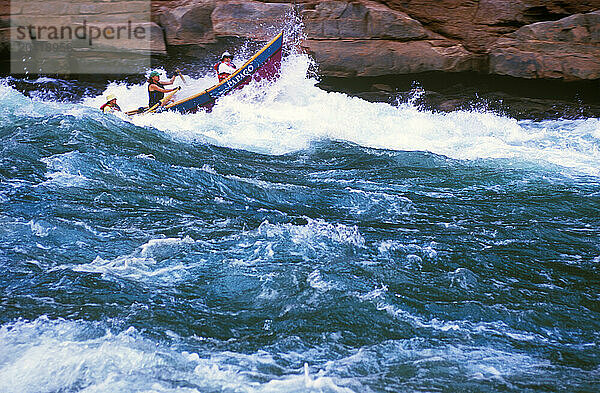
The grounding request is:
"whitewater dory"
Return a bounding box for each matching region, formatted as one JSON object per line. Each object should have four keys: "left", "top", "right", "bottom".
{"left": 152, "top": 32, "right": 282, "bottom": 114}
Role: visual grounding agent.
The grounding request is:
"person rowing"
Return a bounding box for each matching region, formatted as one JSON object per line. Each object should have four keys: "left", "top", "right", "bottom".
{"left": 100, "top": 94, "right": 121, "bottom": 114}
{"left": 214, "top": 51, "right": 237, "bottom": 83}
{"left": 147, "top": 71, "right": 179, "bottom": 108}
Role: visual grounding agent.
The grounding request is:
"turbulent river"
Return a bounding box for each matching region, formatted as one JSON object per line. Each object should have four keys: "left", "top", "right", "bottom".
{"left": 1, "top": 41, "right": 599, "bottom": 393}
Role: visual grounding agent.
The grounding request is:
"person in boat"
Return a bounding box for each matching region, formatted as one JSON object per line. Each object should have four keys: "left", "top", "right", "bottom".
{"left": 214, "top": 51, "right": 237, "bottom": 83}
{"left": 100, "top": 94, "right": 121, "bottom": 114}
{"left": 147, "top": 71, "right": 178, "bottom": 108}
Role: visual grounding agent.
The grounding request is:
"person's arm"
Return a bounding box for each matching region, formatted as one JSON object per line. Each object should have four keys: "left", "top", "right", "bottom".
{"left": 160, "top": 75, "right": 176, "bottom": 85}
{"left": 149, "top": 84, "right": 178, "bottom": 93}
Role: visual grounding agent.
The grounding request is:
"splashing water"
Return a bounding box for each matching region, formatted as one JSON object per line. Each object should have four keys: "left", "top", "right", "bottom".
{"left": 75, "top": 50, "right": 600, "bottom": 176}
{"left": 1, "top": 22, "right": 599, "bottom": 393}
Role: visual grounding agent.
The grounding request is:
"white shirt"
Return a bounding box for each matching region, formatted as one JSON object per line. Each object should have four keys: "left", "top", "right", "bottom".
{"left": 218, "top": 62, "right": 237, "bottom": 75}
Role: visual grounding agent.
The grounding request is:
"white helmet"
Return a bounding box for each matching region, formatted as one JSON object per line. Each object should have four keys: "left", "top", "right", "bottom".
{"left": 221, "top": 51, "right": 233, "bottom": 60}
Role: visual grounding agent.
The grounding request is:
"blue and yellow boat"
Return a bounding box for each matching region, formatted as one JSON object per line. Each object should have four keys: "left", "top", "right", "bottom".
{"left": 144, "top": 32, "right": 283, "bottom": 115}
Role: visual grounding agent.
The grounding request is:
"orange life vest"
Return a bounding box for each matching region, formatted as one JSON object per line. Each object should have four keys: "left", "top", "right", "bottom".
{"left": 214, "top": 61, "right": 236, "bottom": 82}
{"left": 100, "top": 101, "right": 121, "bottom": 112}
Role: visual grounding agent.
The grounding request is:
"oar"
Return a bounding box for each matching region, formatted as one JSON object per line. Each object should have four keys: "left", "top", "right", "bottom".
{"left": 176, "top": 68, "right": 187, "bottom": 85}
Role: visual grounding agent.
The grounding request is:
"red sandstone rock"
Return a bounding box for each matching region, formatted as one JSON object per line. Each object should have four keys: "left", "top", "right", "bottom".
{"left": 303, "top": 39, "right": 483, "bottom": 77}
{"left": 212, "top": 1, "right": 293, "bottom": 40}
{"left": 302, "top": 0, "right": 429, "bottom": 41}
{"left": 156, "top": 0, "right": 217, "bottom": 45}
{"left": 154, "top": 0, "right": 598, "bottom": 80}
{"left": 379, "top": 0, "right": 600, "bottom": 52}
{"left": 298, "top": 0, "right": 479, "bottom": 76}
{"left": 3, "top": 0, "right": 599, "bottom": 80}
{"left": 490, "top": 11, "right": 600, "bottom": 80}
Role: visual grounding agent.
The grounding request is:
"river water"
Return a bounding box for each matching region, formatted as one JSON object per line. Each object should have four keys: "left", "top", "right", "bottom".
{"left": 1, "top": 38, "right": 599, "bottom": 393}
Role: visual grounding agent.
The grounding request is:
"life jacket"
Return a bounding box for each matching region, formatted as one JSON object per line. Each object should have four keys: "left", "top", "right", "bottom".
{"left": 148, "top": 81, "right": 164, "bottom": 107}
{"left": 100, "top": 101, "right": 121, "bottom": 113}
{"left": 214, "top": 61, "right": 236, "bottom": 83}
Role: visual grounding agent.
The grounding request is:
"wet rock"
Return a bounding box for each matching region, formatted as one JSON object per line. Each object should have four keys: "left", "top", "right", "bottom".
{"left": 473, "top": 0, "right": 600, "bottom": 26}
{"left": 156, "top": 0, "right": 217, "bottom": 45}
{"left": 302, "top": 0, "right": 429, "bottom": 41}
{"left": 212, "top": 1, "right": 293, "bottom": 40}
{"left": 4, "top": 0, "right": 600, "bottom": 81}
{"left": 380, "top": 0, "right": 600, "bottom": 52}
{"left": 303, "top": 39, "right": 483, "bottom": 77}
{"left": 436, "top": 98, "right": 464, "bottom": 112}
{"left": 372, "top": 83, "right": 393, "bottom": 92}
{"left": 299, "top": 0, "right": 467, "bottom": 77}
{"left": 490, "top": 11, "right": 600, "bottom": 80}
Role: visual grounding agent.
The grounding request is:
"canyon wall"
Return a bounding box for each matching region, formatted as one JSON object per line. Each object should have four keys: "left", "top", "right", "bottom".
{"left": 153, "top": 0, "right": 600, "bottom": 80}
{"left": 2, "top": 0, "right": 599, "bottom": 80}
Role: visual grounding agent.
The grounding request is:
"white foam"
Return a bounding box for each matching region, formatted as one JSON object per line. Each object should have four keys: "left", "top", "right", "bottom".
{"left": 255, "top": 363, "right": 355, "bottom": 393}
{"left": 38, "top": 152, "right": 91, "bottom": 188}
{"left": 257, "top": 218, "right": 365, "bottom": 249}
{"left": 307, "top": 269, "right": 340, "bottom": 292}
{"left": 0, "top": 81, "right": 100, "bottom": 121}
{"left": 71, "top": 236, "right": 196, "bottom": 282}
{"left": 138, "top": 236, "right": 195, "bottom": 258}
{"left": 376, "top": 240, "right": 438, "bottom": 266}
{"left": 27, "top": 220, "right": 53, "bottom": 237}
{"left": 371, "top": 299, "right": 548, "bottom": 344}
{"left": 78, "top": 51, "right": 600, "bottom": 176}
{"left": 3, "top": 38, "right": 599, "bottom": 177}
{"left": 282, "top": 337, "right": 545, "bottom": 390}
{"left": 0, "top": 318, "right": 161, "bottom": 393}
{"left": 0, "top": 317, "right": 358, "bottom": 393}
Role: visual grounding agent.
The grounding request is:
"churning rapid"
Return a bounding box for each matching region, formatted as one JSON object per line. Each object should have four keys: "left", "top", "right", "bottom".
{"left": 1, "top": 37, "right": 599, "bottom": 393}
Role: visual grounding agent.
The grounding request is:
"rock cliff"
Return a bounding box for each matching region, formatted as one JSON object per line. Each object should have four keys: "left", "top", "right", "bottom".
{"left": 2, "top": 0, "right": 599, "bottom": 80}
{"left": 152, "top": 0, "right": 600, "bottom": 81}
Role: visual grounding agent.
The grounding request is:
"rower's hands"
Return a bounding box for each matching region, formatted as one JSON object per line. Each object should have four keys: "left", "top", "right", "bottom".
{"left": 170, "top": 75, "right": 177, "bottom": 83}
